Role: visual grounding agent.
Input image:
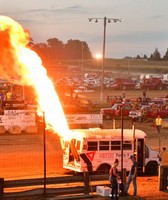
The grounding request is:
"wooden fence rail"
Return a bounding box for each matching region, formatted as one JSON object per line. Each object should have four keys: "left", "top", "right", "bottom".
{"left": 0, "top": 173, "right": 110, "bottom": 199}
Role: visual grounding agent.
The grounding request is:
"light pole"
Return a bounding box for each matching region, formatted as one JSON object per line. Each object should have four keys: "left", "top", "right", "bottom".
{"left": 121, "top": 106, "right": 124, "bottom": 194}
{"left": 42, "top": 111, "right": 46, "bottom": 199}
{"left": 81, "top": 41, "right": 84, "bottom": 86}
{"left": 88, "top": 17, "right": 122, "bottom": 101}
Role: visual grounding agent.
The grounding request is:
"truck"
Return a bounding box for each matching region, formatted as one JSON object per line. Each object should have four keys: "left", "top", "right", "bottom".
{"left": 63, "top": 128, "right": 160, "bottom": 175}
{"left": 111, "top": 78, "right": 136, "bottom": 90}
{"left": 129, "top": 105, "right": 168, "bottom": 120}
{"left": 140, "top": 77, "right": 168, "bottom": 90}
{"left": 100, "top": 103, "right": 132, "bottom": 120}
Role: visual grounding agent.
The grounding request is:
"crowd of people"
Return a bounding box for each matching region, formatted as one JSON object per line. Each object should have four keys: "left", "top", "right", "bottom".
{"left": 107, "top": 89, "right": 168, "bottom": 125}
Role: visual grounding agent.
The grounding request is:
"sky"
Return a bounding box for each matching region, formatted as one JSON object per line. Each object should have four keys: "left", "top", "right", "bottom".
{"left": 1, "top": 0, "right": 168, "bottom": 58}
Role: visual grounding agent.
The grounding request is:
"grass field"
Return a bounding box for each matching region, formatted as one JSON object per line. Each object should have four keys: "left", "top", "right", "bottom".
{"left": 49, "top": 58, "right": 168, "bottom": 75}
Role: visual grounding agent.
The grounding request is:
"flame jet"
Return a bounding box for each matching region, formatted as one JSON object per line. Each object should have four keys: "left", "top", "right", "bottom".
{"left": 0, "top": 16, "right": 70, "bottom": 140}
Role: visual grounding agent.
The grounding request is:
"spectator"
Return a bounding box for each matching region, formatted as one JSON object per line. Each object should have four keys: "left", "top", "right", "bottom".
{"left": 155, "top": 115, "right": 162, "bottom": 133}
{"left": 0, "top": 90, "right": 5, "bottom": 107}
{"left": 6, "top": 91, "right": 13, "bottom": 101}
{"left": 143, "top": 89, "right": 146, "bottom": 99}
{"left": 124, "top": 155, "right": 138, "bottom": 197}
{"left": 141, "top": 108, "right": 147, "bottom": 122}
{"left": 109, "top": 158, "right": 120, "bottom": 200}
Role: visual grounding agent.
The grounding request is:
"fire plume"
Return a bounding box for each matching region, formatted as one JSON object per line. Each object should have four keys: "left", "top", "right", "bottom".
{"left": 0, "top": 15, "right": 70, "bottom": 139}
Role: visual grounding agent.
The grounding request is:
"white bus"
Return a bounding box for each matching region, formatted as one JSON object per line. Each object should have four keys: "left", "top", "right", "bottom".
{"left": 63, "top": 128, "right": 160, "bottom": 175}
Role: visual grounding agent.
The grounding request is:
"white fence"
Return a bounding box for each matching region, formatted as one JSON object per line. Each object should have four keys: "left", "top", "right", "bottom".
{"left": 0, "top": 110, "right": 36, "bottom": 133}
{"left": 66, "top": 114, "right": 102, "bottom": 124}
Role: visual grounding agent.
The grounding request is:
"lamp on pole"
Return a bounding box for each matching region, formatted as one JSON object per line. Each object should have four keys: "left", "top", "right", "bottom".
{"left": 88, "top": 17, "right": 122, "bottom": 101}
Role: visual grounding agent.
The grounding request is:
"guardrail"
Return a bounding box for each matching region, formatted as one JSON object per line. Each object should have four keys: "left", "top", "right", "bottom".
{"left": 0, "top": 173, "right": 110, "bottom": 199}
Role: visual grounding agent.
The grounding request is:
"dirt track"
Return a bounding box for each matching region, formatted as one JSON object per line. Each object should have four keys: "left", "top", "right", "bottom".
{"left": 1, "top": 86, "right": 168, "bottom": 199}
{"left": 0, "top": 120, "right": 168, "bottom": 199}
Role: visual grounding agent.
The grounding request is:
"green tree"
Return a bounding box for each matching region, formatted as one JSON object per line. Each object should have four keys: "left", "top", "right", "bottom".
{"left": 32, "top": 43, "right": 49, "bottom": 64}
{"left": 31, "top": 38, "right": 92, "bottom": 61}
{"left": 136, "top": 55, "right": 141, "bottom": 59}
{"left": 143, "top": 54, "right": 148, "bottom": 60}
{"left": 47, "top": 38, "right": 64, "bottom": 60}
{"left": 163, "top": 48, "right": 168, "bottom": 60}
{"left": 149, "top": 54, "right": 153, "bottom": 60}
{"left": 27, "top": 37, "right": 34, "bottom": 48}
{"left": 152, "top": 48, "right": 161, "bottom": 61}
{"left": 64, "top": 40, "right": 92, "bottom": 59}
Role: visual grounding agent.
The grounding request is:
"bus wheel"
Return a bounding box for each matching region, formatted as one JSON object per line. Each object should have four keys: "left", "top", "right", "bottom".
{"left": 145, "top": 162, "right": 158, "bottom": 175}
{"left": 96, "top": 164, "right": 111, "bottom": 174}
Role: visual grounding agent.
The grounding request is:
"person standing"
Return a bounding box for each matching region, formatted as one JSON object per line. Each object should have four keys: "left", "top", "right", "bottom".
{"left": 141, "top": 108, "right": 147, "bottom": 122}
{"left": 155, "top": 115, "right": 162, "bottom": 133}
{"left": 142, "top": 89, "right": 146, "bottom": 100}
{"left": 109, "top": 158, "right": 120, "bottom": 199}
{"left": 124, "top": 155, "right": 138, "bottom": 196}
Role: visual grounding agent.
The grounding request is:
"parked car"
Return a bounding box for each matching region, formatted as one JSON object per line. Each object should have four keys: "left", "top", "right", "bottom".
{"left": 74, "top": 86, "right": 94, "bottom": 93}
{"left": 129, "top": 105, "right": 168, "bottom": 120}
{"left": 140, "top": 78, "right": 168, "bottom": 90}
{"left": 100, "top": 103, "right": 132, "bottom": 120}
{"left": 110, "top": 78, "right": 136, "bottom": 90}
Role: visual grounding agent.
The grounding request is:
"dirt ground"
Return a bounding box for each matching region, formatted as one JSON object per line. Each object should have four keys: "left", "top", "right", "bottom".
{"left": 1, "top": 120, "right": 168, "bottom": 200}
{"left": 1, "top": 88, "right": 168, "bottom": 199}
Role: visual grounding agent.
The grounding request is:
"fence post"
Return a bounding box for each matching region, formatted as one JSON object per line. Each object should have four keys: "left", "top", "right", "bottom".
{"left": 0, "top": 178, "right": 4, "bottom": 198}
{"left": 122, "top": 168, "right": 126, "bottom": 189}
{"left": 159, "top": 165, "right": 168, "bottom": 191}
{"left": 159, "top": 165, "right": 162, "bottom": 190}
{"left": 83, "top": 172, "right": 90, "bottom": 196}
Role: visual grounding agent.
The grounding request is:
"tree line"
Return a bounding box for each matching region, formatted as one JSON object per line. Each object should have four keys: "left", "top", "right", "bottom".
{"left": 135, "top": 48, "right": 168, "bottom": 61}
{"left": 29, "top": 38, "right": 92, "bottom": 64}
{"left": 29, "top": 38, "right": 168, "bottom": 62}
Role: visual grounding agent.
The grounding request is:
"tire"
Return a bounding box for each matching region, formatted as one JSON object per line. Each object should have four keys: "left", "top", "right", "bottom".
{"left": 104, "top": 113, "right": 112, "bottom": 120}
{"left": 96, "top": 164, "right": 111, "bottom": 174}
{"left": 145, "top": 162, "right": 158, "bottom": 175}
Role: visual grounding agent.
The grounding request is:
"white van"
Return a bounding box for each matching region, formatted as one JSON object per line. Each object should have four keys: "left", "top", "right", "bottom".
{"left": 63, "top": 128, "right": 160, "bottom": 175}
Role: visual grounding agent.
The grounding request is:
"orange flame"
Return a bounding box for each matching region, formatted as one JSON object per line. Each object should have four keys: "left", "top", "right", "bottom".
{"left": 0, "top": 15, "right": 70, "bottom": 140}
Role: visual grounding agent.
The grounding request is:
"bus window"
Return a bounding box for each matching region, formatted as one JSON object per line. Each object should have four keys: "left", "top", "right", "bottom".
{"left": 87, "top": 141, "right": 98, "bottom": 151}
{"left": 123, "top": 141, "right": 132, "bottom": 150}
{"left": 111, "top": 141, "right": 121, "bottom": 150}
{"left": 99, "top": 141, "right": 109, "bottom": 151}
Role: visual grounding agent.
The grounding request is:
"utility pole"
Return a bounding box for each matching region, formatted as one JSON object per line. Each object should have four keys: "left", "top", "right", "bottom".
{"left": 88, "top": 17, "right": 122, "bottom": 101}
{"left": 81, "top": 41, "right": 84, "bottom": 86}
